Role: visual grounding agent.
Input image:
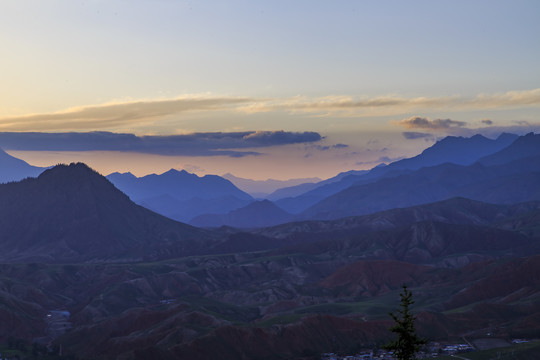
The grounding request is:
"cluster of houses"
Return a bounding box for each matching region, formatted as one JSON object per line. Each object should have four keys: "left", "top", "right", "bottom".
{"left": 321, "top": 352, "right": 374, "bottom": 360}
{"left": 438, "top": 343, "right": 474, "bottom": 354}
{"left": 320, "top": 338, "right": 535, "bottom": 359}
{"left": 320, "top": 341, "right": 475, "bottom": 359}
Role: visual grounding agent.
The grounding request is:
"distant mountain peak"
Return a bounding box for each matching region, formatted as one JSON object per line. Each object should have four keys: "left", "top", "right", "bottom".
{"left": 39, "top": 162, "right": 99, "bottom": 177}
{"left": 381, "top": 132, "right": 519, "bottom": 171}
{"left": 161, "top": 168, "right": 191, "bottom": 176}
{"left": 36, "top": 163, "right": 119, "bottom": 195}
{"left": 108, "top": 171, "right": 136, "bottom": 178}
{"left": 479, "top": 132, "right": 540, "bottom": 166}
{"left": 433, "top": 133, "right": 488, "bottom": 146}
{"left": 106, "top": 167, "right": 254, "bottom": 222}
{"left": 0, "top": 162, "right": 211, "bottom": 263}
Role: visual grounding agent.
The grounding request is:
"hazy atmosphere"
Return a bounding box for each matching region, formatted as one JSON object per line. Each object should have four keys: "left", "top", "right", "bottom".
{"left": 1, "top": 0, "right": 539, "bottom": 179}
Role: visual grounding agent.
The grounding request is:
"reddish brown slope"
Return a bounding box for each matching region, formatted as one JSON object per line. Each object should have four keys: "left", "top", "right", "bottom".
{"left": 318, "top": 260, "right": 435, "bottom": 297}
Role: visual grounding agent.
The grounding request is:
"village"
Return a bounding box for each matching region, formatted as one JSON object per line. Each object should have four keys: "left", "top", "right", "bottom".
{"left": 318, "top": 339, "right": 538, "bottom": 360}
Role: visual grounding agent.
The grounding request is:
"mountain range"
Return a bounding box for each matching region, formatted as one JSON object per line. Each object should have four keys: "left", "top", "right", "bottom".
{"left": 189, "top": 132, "right": 540, "bottom": 228}
{"left": 107, "top": 169, "right": 254, "bottom": 223}
{"left": 299, "top": 155, "right": 540, "bottom": 220}
{"left": 0, "top": 132, "right": 539, "bottom": 359}
{"left": 298, "top": 133, "right": 540, "bottom": 220}
{"left": 273, "top": 133, "right": 520, "bottom": 214}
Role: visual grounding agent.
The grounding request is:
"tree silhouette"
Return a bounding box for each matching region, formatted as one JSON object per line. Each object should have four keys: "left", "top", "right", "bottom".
{"left": 383, "top": 284, "right": 426, "bottom": 360}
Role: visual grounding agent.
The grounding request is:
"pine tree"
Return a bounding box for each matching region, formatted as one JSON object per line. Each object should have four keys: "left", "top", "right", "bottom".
{"left": 383, "top": 284, "right": 426, "bottom": 360}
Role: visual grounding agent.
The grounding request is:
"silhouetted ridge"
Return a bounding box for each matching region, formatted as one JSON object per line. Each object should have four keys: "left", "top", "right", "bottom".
{"left": 298, "top": 146, "right": 540, "bottom": 221}
{"left": 479, "top": 132, "right": 540, "bottom": 165}
{"left": 38, "top": 162, "right": 116, "bottom": 189}
{"left": 384, "top": 133, "right": 518, "bottom": 170}
{"left": 106, "top": 168, "right": 253, "bottom": 222}
{"left": 0, "top": 163, "right": 215, "bottom": 263}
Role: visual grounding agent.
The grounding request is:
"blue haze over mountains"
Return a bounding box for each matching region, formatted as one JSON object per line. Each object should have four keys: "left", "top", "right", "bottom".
{"left": 0, "top": 132, "right": 538, "bottom": 229}
{"left": 106, "top": 169, "right": 253, "bottom": 223}
{"left": 274, "top": 132, "right": 519, "bottom": 214}
{"left": 190, "top": 132, "right": 540, "bottom": 227}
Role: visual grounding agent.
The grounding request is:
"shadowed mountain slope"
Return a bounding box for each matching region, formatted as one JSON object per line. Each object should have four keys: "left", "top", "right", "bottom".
{"left": 273, "top": 220, "right": 535, "bottom": 267}
{"left": 139, "top": 194, "right": 252, "bottom": 224}
{"left": 0, "top": 163, "right": 218, "bottom": 263}
{"left": 275, "top": 171, "right": 374, "bottom": 214}
{"left": 299, "top": 154, "right": 540, "bottom": 221}
{"left": 479, "top": 132, "right": 540, "bottom": 165}
{"left": 190, "top": 200, "right": 293, "bottom": 228}
{"left": 255, "top": 197, "right": 540, "bottom": 239}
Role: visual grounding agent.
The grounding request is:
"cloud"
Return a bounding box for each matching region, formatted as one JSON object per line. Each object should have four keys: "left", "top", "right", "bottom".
{"left": 397, "top": 117, "right": 540, "bottom": 139}
{"left": 402, "top": 131, "right": 434, "bottom": 140}
{"left": 237, "top": 88, "right": 540, "bottom": 117}
{"left": 467, "top": 89, "right": 540, "bottom": 108}
{"left": 242, "top": 130, "right": 322, "bottom": 145}
{"left": 304, "top": 143, "right": 349, "bottom": 152}
{"left": 0, "top": 96, "right": 256, "bottom": 132}
{"left": 1, "top": 89, "right": 538, "bottom": 132}
{"left": 238, "top": 94, "right": 458, "bottom": 116}
{"left": 0, "top": 130, "right": 324, "bottom": 157}
{"left": 397, "top": 116, "right": 467, "bottom": 130}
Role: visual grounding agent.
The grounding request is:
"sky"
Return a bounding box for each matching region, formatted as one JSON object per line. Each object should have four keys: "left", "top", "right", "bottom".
{"left": 1, "top": 0, "right": 539, "bottom": 180}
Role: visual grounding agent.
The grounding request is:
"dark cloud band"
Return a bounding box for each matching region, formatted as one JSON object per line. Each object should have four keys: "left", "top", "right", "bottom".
{"left": 402, "top": 132, "right": 434, "bottom": 140}
{"left": 398, "top": 116, "right": 467, "bottom": 130}
{"left": 0, "top": 131, "right": 323, "bottom": 157}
